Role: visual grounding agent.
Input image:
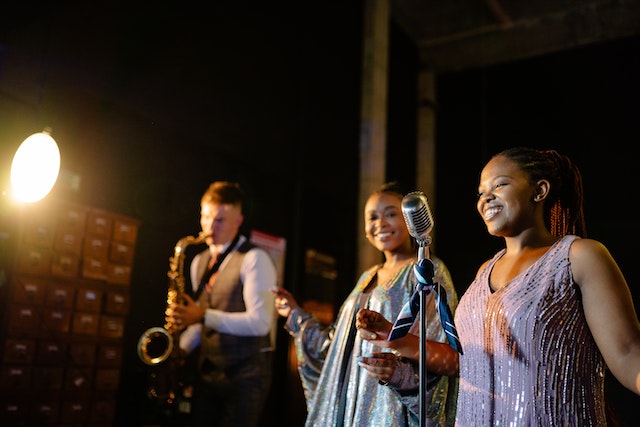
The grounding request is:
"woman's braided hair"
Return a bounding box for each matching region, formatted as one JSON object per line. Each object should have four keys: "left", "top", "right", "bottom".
{"left": 496, "top": 147, "right": 587, "bottom": 238}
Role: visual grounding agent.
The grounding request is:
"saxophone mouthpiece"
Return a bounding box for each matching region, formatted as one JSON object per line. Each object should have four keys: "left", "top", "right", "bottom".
{"left": 193, "top": 231, "right": 212, "bottom": 244}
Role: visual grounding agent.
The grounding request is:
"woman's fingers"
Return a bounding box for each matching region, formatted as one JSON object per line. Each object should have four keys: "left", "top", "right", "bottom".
{"left": 275, "top": 296, "right": 289, "bottom": 309}
{"left": 358, "top": 329, "right": 378, "bottom": 340}
{"left": 356, "top": 308, "right": 392, "bottom": 333}
{"left": 357, "top": 352, "right": 397, "bottom": 383}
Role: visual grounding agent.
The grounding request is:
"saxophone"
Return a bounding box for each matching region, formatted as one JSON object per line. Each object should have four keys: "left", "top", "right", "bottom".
{"left": 137, "top": 231, "right": 209, "bottom": 406}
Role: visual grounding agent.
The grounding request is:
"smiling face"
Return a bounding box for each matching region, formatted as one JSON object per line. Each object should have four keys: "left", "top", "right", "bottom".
{"left": 364, "top": 192, "right": 412, "bottom": 253}
{"left": 476, "top": 154, "right": 540, "bottom": 237}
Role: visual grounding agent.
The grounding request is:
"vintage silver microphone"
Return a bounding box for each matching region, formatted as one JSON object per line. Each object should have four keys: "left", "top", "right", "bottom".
{"left": 401, "top": 190, "right": 435, "bottom": 427}
{"left": 401, "top": 191, "right": 434, "bottom": 260}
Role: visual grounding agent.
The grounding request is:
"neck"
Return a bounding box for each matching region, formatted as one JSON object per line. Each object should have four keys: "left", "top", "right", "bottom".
{"left": 503, "top": 229, "right": 557, "bottom": 253}
{"left": 383, "top": 253, "right": 415, "bottom": 269}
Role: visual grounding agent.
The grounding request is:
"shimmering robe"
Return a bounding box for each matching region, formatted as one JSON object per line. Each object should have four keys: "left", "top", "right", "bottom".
{"left": 455, "top": 236, "right": 607, "bottom": 426}
{"left": 285, "top": 257, "right": 459, "bottom": 427}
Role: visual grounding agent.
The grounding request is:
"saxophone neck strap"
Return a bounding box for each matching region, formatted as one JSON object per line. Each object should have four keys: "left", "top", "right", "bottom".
{"left": 195, "top": 233, "right": 241, "bottom": 299}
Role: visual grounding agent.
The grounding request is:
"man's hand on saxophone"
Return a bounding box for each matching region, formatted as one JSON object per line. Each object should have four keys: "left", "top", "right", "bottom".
{"left": 170, "top": 294, "right": 206, "bottom": 328}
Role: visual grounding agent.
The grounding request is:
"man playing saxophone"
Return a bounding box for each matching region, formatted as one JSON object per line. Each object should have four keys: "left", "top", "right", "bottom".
{"left": 170, "top": 181, "right": 278, "bottom": 427}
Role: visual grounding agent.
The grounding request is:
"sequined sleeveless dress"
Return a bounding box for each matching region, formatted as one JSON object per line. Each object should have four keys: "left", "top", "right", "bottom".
{"left": 454, "top": 236, "right": 607, "bottom": 426}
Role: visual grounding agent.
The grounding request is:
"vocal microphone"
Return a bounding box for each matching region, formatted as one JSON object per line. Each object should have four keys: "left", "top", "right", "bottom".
{"left": 401, "top": 191, "right": 434, "bottom": 260}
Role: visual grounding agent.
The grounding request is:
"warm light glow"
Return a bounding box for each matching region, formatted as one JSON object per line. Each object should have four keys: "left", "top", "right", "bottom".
{"left": 10, "top": 131, "right": 61, "bottom": 203}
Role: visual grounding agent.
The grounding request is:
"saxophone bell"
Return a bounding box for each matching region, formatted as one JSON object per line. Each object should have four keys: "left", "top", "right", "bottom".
{"left": 137, "top": 327, "right": 174, "bottom": 366}
{"left": 137, "top": 231, "right": 209, "bottom": 367}
{"left": 137, "top": 231, "right": 209, "bottom": 413}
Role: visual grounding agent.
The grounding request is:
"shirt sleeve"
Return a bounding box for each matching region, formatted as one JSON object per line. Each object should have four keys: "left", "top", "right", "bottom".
{"left": 179, "top": 323, "right": 202, "bottom": 354}
{"left": 283, "top": 306, "right": 333, "bottom": 407}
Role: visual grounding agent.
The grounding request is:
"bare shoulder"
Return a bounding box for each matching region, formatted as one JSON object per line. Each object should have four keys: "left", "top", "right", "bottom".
{"left": 569, "top": 237, "right": 620, "bottom": 286}
{"left": 569, "top": 237, "right": 612, "bottom": 260}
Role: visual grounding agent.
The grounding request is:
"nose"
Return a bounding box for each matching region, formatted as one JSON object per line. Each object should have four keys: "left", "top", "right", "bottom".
{"left": 376, "top": 215, "right": 390, "bottom": 225}
{"left": 480, "top": 191, "right": 495, "bottom": 202}
{"left": 477, "top": 192, "right": 494, "bottom": 209}
{"left": 372, "top": 218, "right": 388, "bottom": 231}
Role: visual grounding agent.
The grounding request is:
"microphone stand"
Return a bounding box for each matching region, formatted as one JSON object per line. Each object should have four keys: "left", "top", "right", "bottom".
{"left": 417, "top": 239, "right": 432, "bottom": 427}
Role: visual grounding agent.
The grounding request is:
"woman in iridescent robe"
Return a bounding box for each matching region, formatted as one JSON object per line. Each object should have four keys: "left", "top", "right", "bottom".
{"left": 273, "top": 182, "right": 459, "bottom": 427}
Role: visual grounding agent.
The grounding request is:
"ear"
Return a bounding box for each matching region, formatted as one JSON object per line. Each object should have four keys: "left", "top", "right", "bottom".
{"left": 533, "top": 179, "right": 550, "bottom": 202}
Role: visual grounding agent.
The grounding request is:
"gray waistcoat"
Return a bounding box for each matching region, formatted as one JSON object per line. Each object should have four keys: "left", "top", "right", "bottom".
{"left": 197, "top": 240, "right": 270, "bottom": 370}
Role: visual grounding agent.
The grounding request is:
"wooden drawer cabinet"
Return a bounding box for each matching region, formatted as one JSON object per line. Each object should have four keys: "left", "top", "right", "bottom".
{"left": 0, "top": 201, "right": 138, "bottom": 427}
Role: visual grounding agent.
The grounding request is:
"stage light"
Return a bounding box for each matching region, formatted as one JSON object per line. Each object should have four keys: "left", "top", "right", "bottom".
{"left": 9, "top": 128, "right": 60, "bottom": 203}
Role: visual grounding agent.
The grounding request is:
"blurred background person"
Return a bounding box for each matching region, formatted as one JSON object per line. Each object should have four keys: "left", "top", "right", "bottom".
{"left": 171, "top": 181, "right": 278, "bottom": 427}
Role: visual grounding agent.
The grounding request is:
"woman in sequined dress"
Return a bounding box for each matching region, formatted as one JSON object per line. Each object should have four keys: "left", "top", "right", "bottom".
{"left": 359, "top": 147, "right": 640, "bottom": 426}
{"left": 272, "top": 182, "right": 460, "bottom": 427}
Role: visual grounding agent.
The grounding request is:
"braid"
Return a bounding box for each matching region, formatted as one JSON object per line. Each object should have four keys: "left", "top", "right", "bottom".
{"left": 543, "top": 150, "right": 586, "bottom": 237}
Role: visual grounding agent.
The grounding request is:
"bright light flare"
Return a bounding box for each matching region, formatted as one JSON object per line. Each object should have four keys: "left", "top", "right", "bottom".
{"left": 10, "top": 131, "right": 61, "bottom": 203}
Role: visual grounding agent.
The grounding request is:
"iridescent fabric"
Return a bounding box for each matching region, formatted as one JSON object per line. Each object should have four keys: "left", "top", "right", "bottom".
{"left": 455, "top": 236, "right": 607, "bottom": 426}
{"left": 285, "top": 257, "right": 459, "bottom": 427}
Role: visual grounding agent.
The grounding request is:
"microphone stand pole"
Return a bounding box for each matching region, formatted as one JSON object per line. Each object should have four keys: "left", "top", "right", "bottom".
{"left": 418, "top": 241, "right": 432, "bottom": 427}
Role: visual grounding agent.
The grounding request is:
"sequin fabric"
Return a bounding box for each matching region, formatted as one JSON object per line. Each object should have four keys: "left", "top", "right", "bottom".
{"left": 285, "top": 257, "right": 459, "bottom": 427}
{"left": 455, "top": 236, "right": 607, "bottom": 426}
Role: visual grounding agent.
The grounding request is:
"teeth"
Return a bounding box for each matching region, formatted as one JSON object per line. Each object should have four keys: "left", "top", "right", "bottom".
{"left": 484, "top": 206, "right": 501, "bottom": 220}
{"left": 377, "top": 232, "right": 392, "bottom": 239}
